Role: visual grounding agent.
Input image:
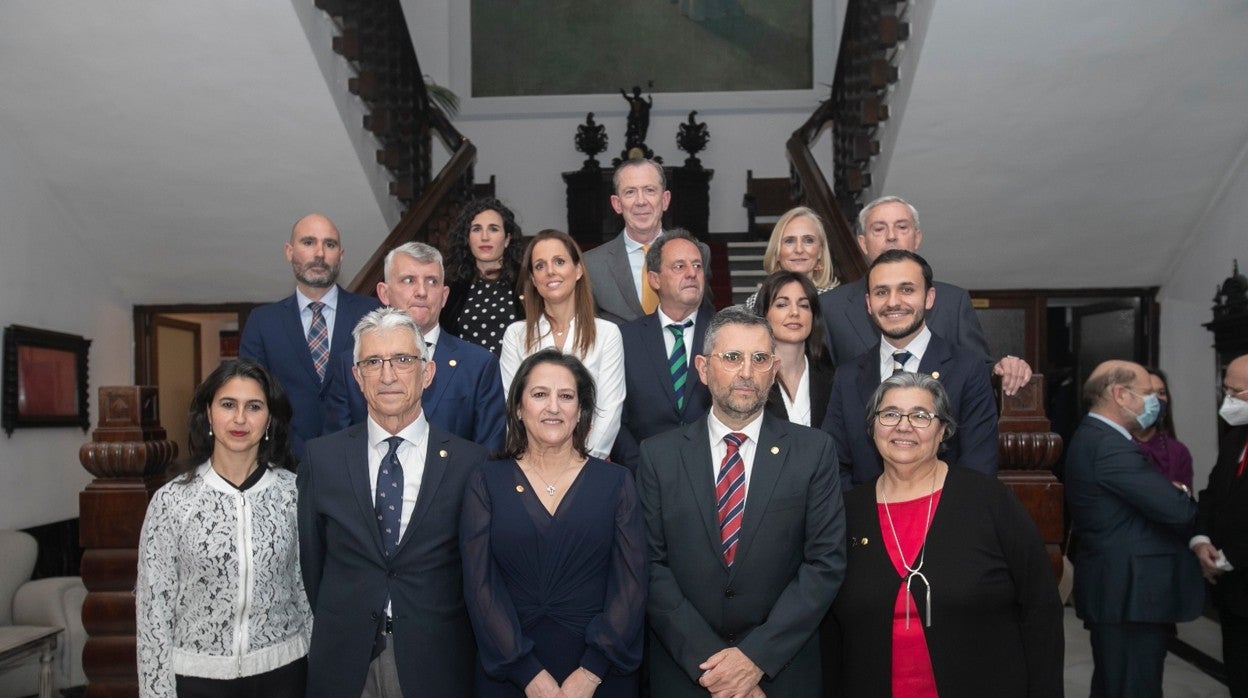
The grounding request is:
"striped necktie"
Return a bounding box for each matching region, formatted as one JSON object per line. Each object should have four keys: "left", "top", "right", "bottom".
{"left": 667, "top": 321, "right": 693, "bottom": 410}
{"left": 892, "top": 350, "right": 913, "bottom": 375}
{"left": 307, "top": 301, "right": 329, "bottom": 380}
{"left": 717, "top": 432, "right": 747, "bottom": 566}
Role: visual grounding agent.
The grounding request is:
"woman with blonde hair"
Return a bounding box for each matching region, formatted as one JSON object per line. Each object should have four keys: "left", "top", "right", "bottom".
{"left": 744, "top": 206, "right": 839, "bottom": 311}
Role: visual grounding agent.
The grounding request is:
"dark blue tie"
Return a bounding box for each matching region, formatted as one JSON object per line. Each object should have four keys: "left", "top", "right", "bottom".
{"left": 892, "top": 350, "right": 913, "bottom": 375}
{"left": 667, "top": 321, "right": 693, "bottom": 410}
{"left": 376, "top": 436, "right": 405, "bottom": 556}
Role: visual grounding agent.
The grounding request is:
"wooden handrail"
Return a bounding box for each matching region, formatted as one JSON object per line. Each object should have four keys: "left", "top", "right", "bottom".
{"left": 348, "top": 133, "right": 476, "bottom": 295}
{"left": 786, "top": 129, "right": 868, "bottom": 284}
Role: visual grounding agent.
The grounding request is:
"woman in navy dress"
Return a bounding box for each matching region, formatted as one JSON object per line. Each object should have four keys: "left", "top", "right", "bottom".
{"left": 461, "top": 349, "right": 646, "bottom": 697}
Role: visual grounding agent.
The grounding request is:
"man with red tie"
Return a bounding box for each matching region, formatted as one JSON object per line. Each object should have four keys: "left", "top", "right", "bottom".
{"left": 637, "top": 306, "right": 845, "bottom": 697}
{"left": 1193, "top": 353, "right": 1248, "bottom": 697}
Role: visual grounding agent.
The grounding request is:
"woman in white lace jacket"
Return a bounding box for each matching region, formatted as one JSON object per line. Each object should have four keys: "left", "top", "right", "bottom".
{"left": 136, "top": 359, "right": 313, "bottom": 697}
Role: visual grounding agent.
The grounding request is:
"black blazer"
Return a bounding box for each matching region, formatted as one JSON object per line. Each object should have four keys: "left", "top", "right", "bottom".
{"left": 1196, "top": 425, "right": 1248, "bottom": 617}
{"left": 612, "top": 309, "right": 712, "bottom": 473}
{"left": 638, "top": 414, "right": 845, "bottom": 697}
{"left": 764, "top": 354, "right": 834, "bottom": 428}
{"left": 239, "top": 287, "right": 381, "bottom": 457}
{"left": 1065, "top": 415, "right": 1204, "bottom": 625}
{"left": 830, "top": 467, "right": 1064, "bottom": 697}
{"left": 820, "top": 332, "right": 999, "bottom": 490}
{"left": 819, "top": 278, "right": 991, "bottom": 371}
{"left": 298, "top": 422, "right": 487, "bottom": 697}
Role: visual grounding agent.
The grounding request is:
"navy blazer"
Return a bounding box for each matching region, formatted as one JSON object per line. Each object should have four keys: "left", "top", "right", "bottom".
{"left": 819, "top": 277, "right": 991, "bottom": 370}
{"left": 820, "top": 332, "right": 999, "bottom": 491}
{"left": 298, "top": 422, "right": 487, "bottom": 697}
{"left": 638, "top": 414, "right": 845, "bottom": 697}
{"left": 1196, "top": 425, "right": 1248, "bottom": 617}
{"left": 611, "top": 310, "right": 712, "bottom": 473}
{"left": 239, "top": 287, "right": 380, "bottom": 457}
{"left": 1065, "top": 415, "right": 1204, "bottom": 625}
{"left": 323, "top": 330, "right": 506, "bottom": 455}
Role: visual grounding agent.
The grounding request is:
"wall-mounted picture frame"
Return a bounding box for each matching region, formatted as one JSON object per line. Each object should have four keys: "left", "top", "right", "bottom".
{"left": 2, "top": 325, "right": 92, "bottom": 436}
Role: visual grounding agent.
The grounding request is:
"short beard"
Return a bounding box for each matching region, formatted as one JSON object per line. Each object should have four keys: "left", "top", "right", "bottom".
{"left": 878, "top": 310, "right": 925, "bottom": 341}
{"left": 294, "top": 260, "right": 339, "bottom": 289}
{"left": 716, "top": 380, "right": 768, "bottom": 423}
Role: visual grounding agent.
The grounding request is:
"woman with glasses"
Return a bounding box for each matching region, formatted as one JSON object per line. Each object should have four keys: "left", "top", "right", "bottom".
{"left": 827, "top": 372, "right": 1063, "bottom": 696}
{"left": 753, "top": 270, "right": 834, "bottom": 428}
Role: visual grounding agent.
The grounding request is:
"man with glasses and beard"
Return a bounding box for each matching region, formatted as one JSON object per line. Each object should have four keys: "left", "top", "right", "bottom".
{"left": 638, "top": 306, "right": 844, "bottom": 697}
{"left": 241, "top": 213, "right": 381, "bottom": 458}
{"left": 820, "top": 249, "right": 998, "bottom": 491}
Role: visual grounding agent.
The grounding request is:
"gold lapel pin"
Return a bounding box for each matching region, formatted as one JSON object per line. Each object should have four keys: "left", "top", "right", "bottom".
{"left": 516, "top": 485, "right": 525, "bottom": 493}
{"left": 439, "top": 449, "right": 448, "bottom": 458}
{"left": 931, "top": 371, "right": 941, "bottom": 380}
{"left": 770, "top": 446, "right": 780, "bottom": 454}
{"left": 449, "top": 359, "right": 458, "bottom": 367}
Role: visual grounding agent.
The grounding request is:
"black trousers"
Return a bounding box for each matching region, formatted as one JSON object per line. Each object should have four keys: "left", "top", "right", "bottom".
{"left": 1223, "top": 611, "right": 1248, "bottom": 698}
{"left": 175, "top": 656, "right": 307, "bottom": 698}
{"left": 1087, "top": 622, "right": 1169, "bottom": 698}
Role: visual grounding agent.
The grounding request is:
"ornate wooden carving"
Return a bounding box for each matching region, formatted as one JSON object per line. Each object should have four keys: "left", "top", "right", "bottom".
{"left": 996, "top": 376, "right": 1065, "bottom": 581}
{"left": 78, "top": 386, "right": 176, "bottom": 696}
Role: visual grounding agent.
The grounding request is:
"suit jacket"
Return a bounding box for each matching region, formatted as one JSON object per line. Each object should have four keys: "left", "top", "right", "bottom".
{"left": 1195, "top": 424, "right": 1248, "bottom": 618}
{"left": 239, "top": 287, "right": 380, "bottom": 457}
{"left": 819, "top": 277, "right": 991, "bottom": 370}
{"left": 638, "top": 414, "right": 845, "bottom": 697}
{"left": 764, "top": 354, "right": 834, "bottom": 429}
{"left": 298, "top": 422, "right": 487, "bottom": 697}
{"left": 583, "top": 231, "right": 713, "bottom": 325}
{"left": 1065, "top": 415, "right": 1204, "bottom": 625}
{"left": 820, "top": 332, "right": 999, "bottom": 490}
{"left": 323, "top": 331, "right": 507, "bottom": 455}
{"left": 611, "top": 310, "right": 712, "bottom": 473}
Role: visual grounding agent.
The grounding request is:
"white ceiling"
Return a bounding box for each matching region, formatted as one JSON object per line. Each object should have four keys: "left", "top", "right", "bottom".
{"left": 1, "top": 0, "right": 1244, "bottom": 305}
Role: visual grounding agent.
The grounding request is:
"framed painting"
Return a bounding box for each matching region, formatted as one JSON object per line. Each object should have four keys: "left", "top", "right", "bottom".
{"left": 2, "top": 325, "right": 92, "bottom": 436}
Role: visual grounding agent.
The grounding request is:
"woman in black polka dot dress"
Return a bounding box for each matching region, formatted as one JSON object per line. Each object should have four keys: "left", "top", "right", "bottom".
{"left": 442, "top": 198, "right": 527, "bottom": 355}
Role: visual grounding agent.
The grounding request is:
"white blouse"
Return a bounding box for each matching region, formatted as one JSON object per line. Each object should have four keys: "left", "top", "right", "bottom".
{"left": 499, "top": 316, "right": 625, "bottom": 460}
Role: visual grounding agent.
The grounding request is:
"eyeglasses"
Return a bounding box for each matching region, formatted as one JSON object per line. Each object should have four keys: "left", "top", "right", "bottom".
{"left": 875, "top": 410, "right": 940, "bottom": 428}
{"left": 708, "top": 351, "right": 776, "bottom": 371}
{"left": 355, "top": 354, "right": 424, "bottom": 375}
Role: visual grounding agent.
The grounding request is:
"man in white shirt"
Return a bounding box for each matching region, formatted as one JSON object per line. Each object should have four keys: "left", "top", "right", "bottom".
{"left": 820, "top": 249, "right": 999, "bottom": 490}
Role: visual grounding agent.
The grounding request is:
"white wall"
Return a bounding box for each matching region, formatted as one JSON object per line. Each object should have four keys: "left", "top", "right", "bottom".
{"left": 1158, "top": 138, "right": 1248, "bottom": 492}
{"left": 0, "top": 123, "right": 133, "bottom": 530}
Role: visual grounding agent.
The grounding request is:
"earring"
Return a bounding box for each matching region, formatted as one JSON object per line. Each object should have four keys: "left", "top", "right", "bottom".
{"left": 264, "top": 425, "right": 271, "bottom": 441}
{"left": 208, "top": 426, "right": 213, "bottom": 437}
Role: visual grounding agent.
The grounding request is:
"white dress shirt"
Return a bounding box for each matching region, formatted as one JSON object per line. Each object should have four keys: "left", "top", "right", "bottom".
{"left": 707, "top": 408, "right": 765, "bottom": 495}
{"left": 779, "top": 356, "right": 813, "bottom": 427}
{"left": 656, "top": 306, "right": 698, "bottom": 367}
{"left": 422, "top": 324, "right": 440, "bottom": 361}
{"left": 366, "top": 413, "right": 428, "bottom": 617}
{"left": 877, "top": 325, "right": 933, "bottom": 381}
{"left": 296, "top": 285, "right": 341, "bottom": 346}
{"left": 499, "top": 316, "right": 626, "bottom": 460}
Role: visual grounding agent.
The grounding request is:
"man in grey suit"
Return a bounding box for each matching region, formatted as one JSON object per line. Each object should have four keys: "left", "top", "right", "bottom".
{"left": 638, "top": 307, "right": 845, "bottom": 697}
{"left": 585, "top": 158, "right": 712, "bottom": 324}
{"left": 819, "top": 195, "right": 1032, "bottom": 394}
{"left": 298, "top": 307, "right": 486, "bottom": 697}
{"left": 1066, "top": 360, "right": 1203, "bottom": 698}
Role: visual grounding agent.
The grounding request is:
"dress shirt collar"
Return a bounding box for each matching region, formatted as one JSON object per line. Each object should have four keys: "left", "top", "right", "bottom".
{"left": 656, "top": 306, "right": 698, "bottom": 328}
{"left": 623, "top": 229, "right": 664, "bottom": 252}
{"left": 879, "top": 324, "right": 932, "bottom": 377}
{"left": 1088, "top": 412, "right": 1134, "bottom": 441}
{"left": 296, "top": 284, "right": 339, "bottom": 313}
{"left": 422, "top": 324, "right": 441, "bottom": 359}
{"left": 366, "top": 410, "right": 430, "bottom": 451}
{"left": 707, "top": 407, "right": 765, "bottom": 449}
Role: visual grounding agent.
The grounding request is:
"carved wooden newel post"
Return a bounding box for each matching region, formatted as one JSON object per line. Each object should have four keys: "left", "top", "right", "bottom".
{"left": 996, "top": 376, "right": 1065, "bottom": 580}
{"left": 78, "top": 386, "right": 176, "bottom": 697}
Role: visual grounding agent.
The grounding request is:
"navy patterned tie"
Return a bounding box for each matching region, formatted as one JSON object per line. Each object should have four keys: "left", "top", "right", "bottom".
{"left": 307, "top": 301, "right": 329, "bottom": 381}
{"left": 892, "top": 350, "right": 913, "bottom": 375}
{"left": 667, "top": 321, "right": 693, "bottom": 410}
{"left": 375, "top": 436, "right": 405, "bottom": 556}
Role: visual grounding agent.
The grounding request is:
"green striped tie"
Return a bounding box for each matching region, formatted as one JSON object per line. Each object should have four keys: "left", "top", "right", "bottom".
{"left": 668, "top": 321, "right": 693, "bottom": 410}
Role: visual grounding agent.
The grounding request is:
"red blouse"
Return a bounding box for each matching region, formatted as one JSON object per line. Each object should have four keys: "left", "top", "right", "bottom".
{"left": 878, "top": 490, "right": 943, "bottom": 698}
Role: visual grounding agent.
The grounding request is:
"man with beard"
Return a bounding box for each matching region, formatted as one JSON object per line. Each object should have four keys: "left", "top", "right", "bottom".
{"left": 820, "top": 249, "right": 998, "bottom": 490}
{"left": 241, "top": 213, "right": 381, "bottom": 458}
{"left": 638, "top": 306, "right": 845, "bottom": 697}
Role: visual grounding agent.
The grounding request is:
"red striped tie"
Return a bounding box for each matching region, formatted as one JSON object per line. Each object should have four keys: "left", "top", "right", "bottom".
{"left": 717, "top": 432, "right": 747, "bottom": 566}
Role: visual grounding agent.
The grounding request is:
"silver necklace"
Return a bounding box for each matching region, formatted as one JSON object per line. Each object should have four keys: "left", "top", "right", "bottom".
{"left": 521, "top": 459, "right": 572, "bottom": 496}
{"left": 879, "top": 463, "right": 939, "bottom": 629}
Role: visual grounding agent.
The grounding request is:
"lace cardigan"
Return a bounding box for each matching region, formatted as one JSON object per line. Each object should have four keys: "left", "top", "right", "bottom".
{"left": 135, "top": 463, "right": 313, "bottom": 696}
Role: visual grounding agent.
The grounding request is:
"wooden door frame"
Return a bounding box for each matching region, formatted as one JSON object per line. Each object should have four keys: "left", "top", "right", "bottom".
{"left": 134, "top": 303, "right": 258, "bottom": 385}
{"left": 151, "top": 316, "right": 203, "bottom": 387}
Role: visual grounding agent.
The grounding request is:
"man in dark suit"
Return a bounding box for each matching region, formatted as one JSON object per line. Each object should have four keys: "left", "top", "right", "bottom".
{"left": 821, "top": 249, "right": 998, "bottom": 490}
{"left": 1066, "top": 359, "right": 1203, "bottom": 698}
{"left": 612, "top": 229, "right": 713, "bottom": 473}
{"left": 299, "top": 307, "right": 486, "bottom": 697}
{"left": 819, "top": 195, "right": 1032, "bottom": 394}
{"left": 324, "top": 242, "right": 506, "bottom": 454}
{"left": 1193, "top": 353, "right": 1248, "bottom": 697}
{"left": 240, "top": 213, "right": 381, "bottom": 457}
{"left": 584, "top": 158, "right": 712, "bottom": 325}
{"left": 638, "top": 307, "right": 845, "bottom": 697}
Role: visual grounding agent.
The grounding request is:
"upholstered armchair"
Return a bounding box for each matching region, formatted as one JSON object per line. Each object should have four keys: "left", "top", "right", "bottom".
{"left": 0, "top": 530, "right": 87, "bottom": 697}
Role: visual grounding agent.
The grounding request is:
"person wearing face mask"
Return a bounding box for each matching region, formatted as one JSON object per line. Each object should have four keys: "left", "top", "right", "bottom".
{"left": 1192, "top": 353, "right": 1248, "bottom": 698}
{"left": 1134, "top": 367, "right": 1194, "bottom": 489}
{"left": 1065, "top": 360, "right": 1204, "bottom": 698}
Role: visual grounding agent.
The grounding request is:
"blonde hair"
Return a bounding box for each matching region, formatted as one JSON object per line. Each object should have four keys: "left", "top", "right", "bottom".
{"left": 762, "top": 206, "right": 838, "bottom": 288}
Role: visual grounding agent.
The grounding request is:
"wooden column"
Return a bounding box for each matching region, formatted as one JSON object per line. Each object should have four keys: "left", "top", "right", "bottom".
{"left": 996, "top": 376, "right": 1065, "bottom": 580}
{"left": 78, "top": 386, "right": 176, "bottom": 697}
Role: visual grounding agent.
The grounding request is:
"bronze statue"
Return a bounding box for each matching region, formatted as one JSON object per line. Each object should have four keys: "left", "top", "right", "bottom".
{"left": 617, "top": 86, "right": 657, "bottom": 163}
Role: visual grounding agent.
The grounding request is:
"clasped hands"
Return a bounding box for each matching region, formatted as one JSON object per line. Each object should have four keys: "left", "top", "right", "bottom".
{"left": 699, "top": 647, "right": 766, "bottom": 698}
{"left": 524, "top": 667, "right": 601, "bottom": 698}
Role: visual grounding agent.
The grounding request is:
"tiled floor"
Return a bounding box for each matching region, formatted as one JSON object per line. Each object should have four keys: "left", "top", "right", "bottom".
{"left": 1063, "top": 607, "right": 1230, "bottom": 697}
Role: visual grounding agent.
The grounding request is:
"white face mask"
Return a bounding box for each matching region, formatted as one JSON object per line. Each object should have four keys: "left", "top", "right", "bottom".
{"left": 1220, "top": 395, "right": 1248, "bottom": 426}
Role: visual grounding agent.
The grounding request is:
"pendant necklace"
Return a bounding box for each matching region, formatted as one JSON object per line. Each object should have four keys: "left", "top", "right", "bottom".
{"left": 880, "top": 463, "right": 939, "bottom": 629}
{"left": 522, "top": 459, "right": 569, "bottom": 496}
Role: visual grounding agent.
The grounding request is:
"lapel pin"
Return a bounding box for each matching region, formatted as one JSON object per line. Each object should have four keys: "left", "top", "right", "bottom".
{"left": 770, "top": 446, "right": 780, "bottom": 454}
{"left": 516, "top": 485, "right": 525, "bottom": 493}
{"left": 439, "top": 449, "right": 448, "bottom": 458}
{"left": 449, "top": 359, "right": 458, "bottom": 367}
{"left": 931, "top": 371, "right": 941, "bottom": 380}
